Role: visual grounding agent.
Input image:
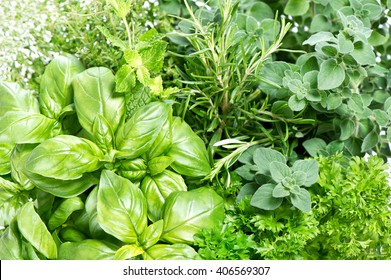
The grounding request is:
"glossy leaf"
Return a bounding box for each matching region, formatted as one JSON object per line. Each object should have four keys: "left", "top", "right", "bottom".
{"left": 143, "top": 244, "right": 201, "bottom": 260}
{"left": 166, "top": 117, "right": 211, "bottom": 177}
{"left": 59, "top": 240, "right": 116, "bottom": 260}
{"left": 92, "top": 114, "right": 114, "bottom": 154}
{"left": 119, "top": 158, "right": 147, "bottom": 182}
{"left": 146, "top": 115, "right": 172, "bottom": 160}
{"left": 17, "top": 202, "right": 57, "bottom": 259}
{"left": 116, "top": 101, "right": 171, "bottom": 159}
{"left": 0, "top": 191, "right": 29, "bottom": 227}
{"left": 148, "top": 156, "right": 174, "bottom": 176}
{"left": 25, "top": 170, "right": 98, "bottom": 198}
{"left": 0, "top": 144, "right": 13, "bottom": 175}
{"left": 25, "top": 135, "right": 104, "bottom": 180}
{"left": 139, "top": 220, "right": 164, "bottom": 250}
{"left": 161, "top": 187, "right": 224, "bottom": 244}
{"left": 0, "top": 81, "right": 40, "bottom": 117}
{"left": 39, "top": 54, "right": 85, "bottom": 119}
{"left": 97, "top": 170, "right": 147, "bottom": 243}
{"left": 10, "top": 144, "right": 36, "bottom": 190}
{"left": 59, "top": 226, "right": 86, "bottom": 242}
{"left": 0, "top": 111, "right": 60, "bottom": 144}
{"left": 0, "top": 220, "right": 22, "bottom": 259}
{"left": 48, "top": 197, "right": 84, "bottom": 230}
{"left": 73, "top": 67, "right": 125, "bottom": 136}
{"left": 114, "top": 244, "right": 144, "bottom": 260}
{"left": 141, "top": 170, "right": 187, "bottom": 222}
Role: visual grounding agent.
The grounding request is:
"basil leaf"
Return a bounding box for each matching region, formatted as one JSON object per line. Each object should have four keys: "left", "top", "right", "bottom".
{"left": 25, "top": 135, "right": 104, "bottom": 180}
{"left": 139, "top": 220, "right": 164, "bottom": 250}
{"left": 114, "top": 244, "right": 144, "bottom": 260}
{"left": 0, "top": 220, "right": 22, "bottom": 259}
{"left": 58, "top": 226, "right": 86, "bottom": 242}
{"left": 161, "top": 187, "right": 224, "bottom": 244}
{"left": 10, "top": 144, "right": 36, "bottom": 190}
{"left": 17, "top": 202, "right": 57, "bottom": 259}
{"left": 48, "top": 197, "right": 85, "bottom": 230}
{"left": 92, "top": 114, "right": 114, "bottom": 154}
{"left": 39, "top": 54, "right": 85, "bottom": 119}
{"left": 141, "top": 170, "right": 187, "bottom": 222}
{"left": 59, "top": 240, "right": 117, "bottom": 260}
{"left": 147, "top": 156, "right": 174, "bottom": 176}
{"left": 143, "top": 244, "right": 201, "bottom": 260}
{"left": 0, "top": 190, "right": 29, "bottom": 227}
{"left": 0, "top": 111, "right": 60, "bottom": 144}
{"left": 73, "top": 67, "right": 125, "bottom": 136}
{"left": 166, "top": 117, "right": 211, "bottom": 177}
{"left": 0, "top": 81, "right": 40, "bottom": 117}
{"left": 97, "top": 170, "right": 147, "bottom": 243}
{"left": 24, "top": 171, "right": 98, "bottom": 198}
{"left": 0, "top": 144, "right": 13, "bottom": 175}
{"left": 116, "top": 101, "right": 171, "bottom": 159}
{"left": 146, "top": 115, "right": 172, "bottom": 160}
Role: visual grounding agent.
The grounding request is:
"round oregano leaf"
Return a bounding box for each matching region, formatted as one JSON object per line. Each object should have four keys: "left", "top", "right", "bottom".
{"left": 318, "top": 59, "right": 345, "bottom": 90}
{"left": 290, "top": 188, "right": 311, "bottom": 212}
{"left": 250, "top": 183, "right": 283, "bottom": 210}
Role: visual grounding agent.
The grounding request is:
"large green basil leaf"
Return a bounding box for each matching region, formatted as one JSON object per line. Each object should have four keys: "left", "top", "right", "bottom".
{"left": 161, "top": 187, "right": 224, "bottom": 244}
{"left": 0, "top": 189, "right": 29, "bottom": 227}
{"left": 97, "top": 170, "right": 147, "bottom": 243}
{"left": 143, "top": 244, "right": 201, "bottom": 260}
{"left": 73, "top": 67, "right": 125, "bottom": 136}
{"left": 10, "top": 144, "right": 36, "bottom": 190}
{"left": 48, "top": 197, "right": 85, "bottom": 230}
{"left": 17, "top": 202, "right": 57, "bottom": 259}
{"left": 35, "top": 190, "right": 55, "bottom": 224}
{"left": 39, "top": 54, "right": 85, "bottom": 119}
{"left": 92, "top": 114, "right": 114, "bottom": 154}
{"left": 141, "top": 170, "right": 187, "bottom": 222}
{"left": 147, "top": 156, "right": 174, "bottom": 176}
{"left": 0, "top": 111, "right": 60, "bottom": 144}
{"left": 24, "top": 171, "right": 98, "bottom": 198}
{"left": 146, "top": 115, "right": 172, "bottom": 160}
{"left": 166, "top": 117, "right": 211, "bottom": 177}
{"left": 115, "top": 101, "right": 171, "bottom": 159}
{"left": 0, "top": 81, "right": 40, "bottom": 117}
{"left": 0, "top": 143, "right": 13, "bottom": 175}
{"left": 24, "top": 135, "right": 104, "bottom": 180}
{"left": 0, "top": 219, "right": 22, "bottom": 259}
{"left": 59, "top": 239, "right": 117, "bottom": 260}
{"left": 85, "top": 187, "right": 107, "bottom": 239}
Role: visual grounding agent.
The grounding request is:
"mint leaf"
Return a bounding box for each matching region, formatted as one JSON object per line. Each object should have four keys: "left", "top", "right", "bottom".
{"left": 115, "top": 64, "right": 136, "bottom": 93}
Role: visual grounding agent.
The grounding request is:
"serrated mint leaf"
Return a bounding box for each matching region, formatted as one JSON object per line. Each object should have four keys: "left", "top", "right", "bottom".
{"left": 124, "top": 49, "right": 143, "bottom": 68}
{"left": 116, "top": 65, "right": 136, "bottom": 93}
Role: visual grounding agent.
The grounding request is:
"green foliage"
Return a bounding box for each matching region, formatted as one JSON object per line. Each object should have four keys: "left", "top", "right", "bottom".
{"left": 235, "top": 147, "right": 319, "bottom": 212}
{"left": 0, "top": 53, "right": 222, "bottom": 260}
{"left": 308, "top": 154, "right": 391, "bottom": 259}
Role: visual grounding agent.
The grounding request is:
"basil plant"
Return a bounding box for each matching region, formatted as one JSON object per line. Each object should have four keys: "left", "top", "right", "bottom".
{"left": 235, "top": 147, "right": 319, "bottom": 212}
{"left": 0, "top": 54, "right": 224, "bottom": 260}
